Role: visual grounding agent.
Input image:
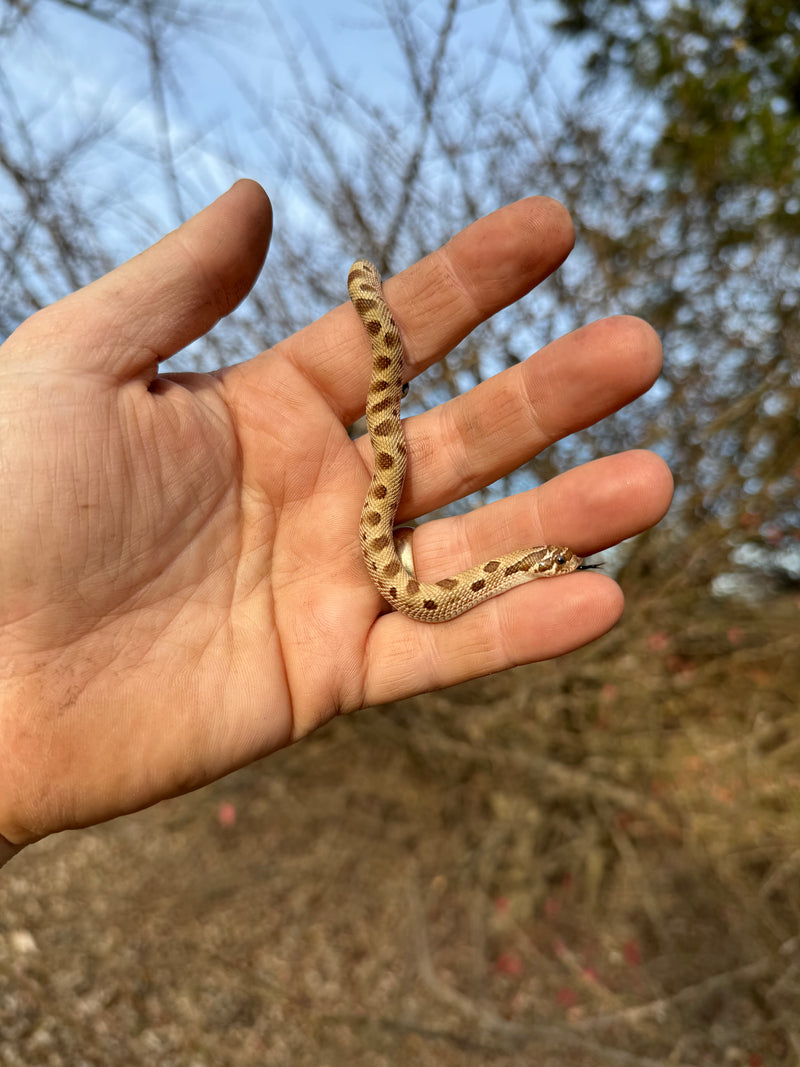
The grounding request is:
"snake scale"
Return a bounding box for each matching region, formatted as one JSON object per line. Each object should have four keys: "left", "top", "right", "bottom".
{"left": 348, "top": 259, "right": 585, "bottom": 623}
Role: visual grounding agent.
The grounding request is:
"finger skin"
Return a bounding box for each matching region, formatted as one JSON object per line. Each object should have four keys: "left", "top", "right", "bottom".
{"left": 270, "top": 196, "right": 576, "bottom": 425}
{"left": 401, "top": 450, "right": 674, "bottom": 577}
{"left": 361, "top": 449, "right": 673, "bottom": 706}
{"left": 358, "top": 314, "right": 664, "bottom": 523}
{"left": 8, "top": 179, "right": 272, "bottom": 376}
{"left": 364, "top": 571, "right": 620, "bottom": 707}
{"left": 0, "top": 186, "right": 673, "bottom": 852}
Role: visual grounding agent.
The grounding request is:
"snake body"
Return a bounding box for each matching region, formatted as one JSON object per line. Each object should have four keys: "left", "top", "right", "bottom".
{"left": 348, "top": 259, "right": 583, "bottom": 623}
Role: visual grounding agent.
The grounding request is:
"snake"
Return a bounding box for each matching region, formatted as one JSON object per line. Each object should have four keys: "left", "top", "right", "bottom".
{"left": 348, "top": 258, "right": 586, "bottom": 623}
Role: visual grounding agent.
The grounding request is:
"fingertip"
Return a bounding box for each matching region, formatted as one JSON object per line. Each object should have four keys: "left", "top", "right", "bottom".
{"left": 603, "top": 447, "right": 675, "bottom": 529}
{"left": 515, "top": 194, "right": 576, "bottom": 263}
{"left": 198, "top": 180, "right": 273, "bottom": 310}
{"left": 581, "top": 568, "right": 625, "bottom": 627}
{"left": 222, "top": 179, "right": 273, "bottom": 246}
{"left": 518, "top": 569, "right": 624, "bottom": 656}
{"left": 63, "top": 179, "right": 276, "bottom": 373}
{"left": 606, "top": 314, "right": 663, "bottom": 384}
{"left": 632, "top": 448, "right": 675, "bottom": 522}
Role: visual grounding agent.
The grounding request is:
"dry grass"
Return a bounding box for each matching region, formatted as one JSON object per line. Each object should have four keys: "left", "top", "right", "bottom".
{"left": 1, "top": 590, "right": 799, "bottom": 1065}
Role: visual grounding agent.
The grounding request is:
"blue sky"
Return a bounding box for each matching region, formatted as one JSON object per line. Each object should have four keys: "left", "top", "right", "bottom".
{"left": 2, "top": 0, "right": 570, "bottom": 230}
{"left": 5, "top": 3, "right": 794, "bottom": 578}
{"left": 0, "top": 0, "right": 591, "bottom": 354}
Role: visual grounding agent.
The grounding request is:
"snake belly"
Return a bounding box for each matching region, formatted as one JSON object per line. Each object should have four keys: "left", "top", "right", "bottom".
{"left": 348, "top": 258, "right": 582, "bottom": 623}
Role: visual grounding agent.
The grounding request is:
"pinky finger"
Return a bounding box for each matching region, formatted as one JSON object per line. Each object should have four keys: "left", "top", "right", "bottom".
{"left": 362, "top": 570, "right": 620, "bottom": 707}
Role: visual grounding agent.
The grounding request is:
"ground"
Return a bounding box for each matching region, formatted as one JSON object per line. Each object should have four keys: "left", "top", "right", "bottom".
{"left": 1, "top": 592, "right": 798, "bottom": 1065}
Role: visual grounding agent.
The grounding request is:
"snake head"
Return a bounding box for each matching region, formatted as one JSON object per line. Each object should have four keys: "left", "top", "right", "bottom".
{"left": 546, "top": 546, "right": 602, "bottom": 573}
{"left": 514, "top": 546, "right": 583, "bottom": 576}
{"left": 544, "top": 546, "right": 583, "bottom": 575}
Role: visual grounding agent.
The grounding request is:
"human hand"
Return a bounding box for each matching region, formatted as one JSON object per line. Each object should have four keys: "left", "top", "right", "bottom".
{"left": 0, "top": 180, "right": 671, "bottom": 853}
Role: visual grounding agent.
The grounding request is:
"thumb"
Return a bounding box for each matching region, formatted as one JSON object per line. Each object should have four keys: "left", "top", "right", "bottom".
{"left": 13, "top": 179, "right": 272, "bottom": 378}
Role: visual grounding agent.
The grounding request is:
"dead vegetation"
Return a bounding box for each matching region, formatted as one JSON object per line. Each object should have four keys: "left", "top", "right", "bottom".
{"left": 2, "top": 588, "right": 798, "bottom": 1065}
{"left": 1, "top": 1, "right": 798, "bottom": 1062}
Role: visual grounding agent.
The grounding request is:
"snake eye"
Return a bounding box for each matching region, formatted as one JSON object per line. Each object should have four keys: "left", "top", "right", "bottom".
{"left": 401, "top": 382, "right": 409, "bottom": 398}
{"left": 556, "top": 555, "right": 566, "bottom": 565}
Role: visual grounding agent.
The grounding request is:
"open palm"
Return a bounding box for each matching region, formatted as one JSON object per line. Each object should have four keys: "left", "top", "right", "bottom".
{"left": 0, "top": 180, "right": 671, "bottom": 850}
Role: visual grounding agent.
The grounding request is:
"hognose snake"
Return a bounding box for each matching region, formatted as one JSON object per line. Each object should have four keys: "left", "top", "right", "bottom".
{"left": 348, "top": 259, "right": 587, "bottom": 623}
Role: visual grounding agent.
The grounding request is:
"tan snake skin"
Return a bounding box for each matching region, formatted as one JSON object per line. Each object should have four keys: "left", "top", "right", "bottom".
{"left": 349, "top": 259, "right": 584, "bottom": 623}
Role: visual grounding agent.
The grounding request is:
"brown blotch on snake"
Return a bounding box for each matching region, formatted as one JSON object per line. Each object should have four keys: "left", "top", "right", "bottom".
{"left": 435, "top": 578, "right": 459, "bottom": 590}
{"left": 349, "top": 258, "right": 587, "bottom": 623}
